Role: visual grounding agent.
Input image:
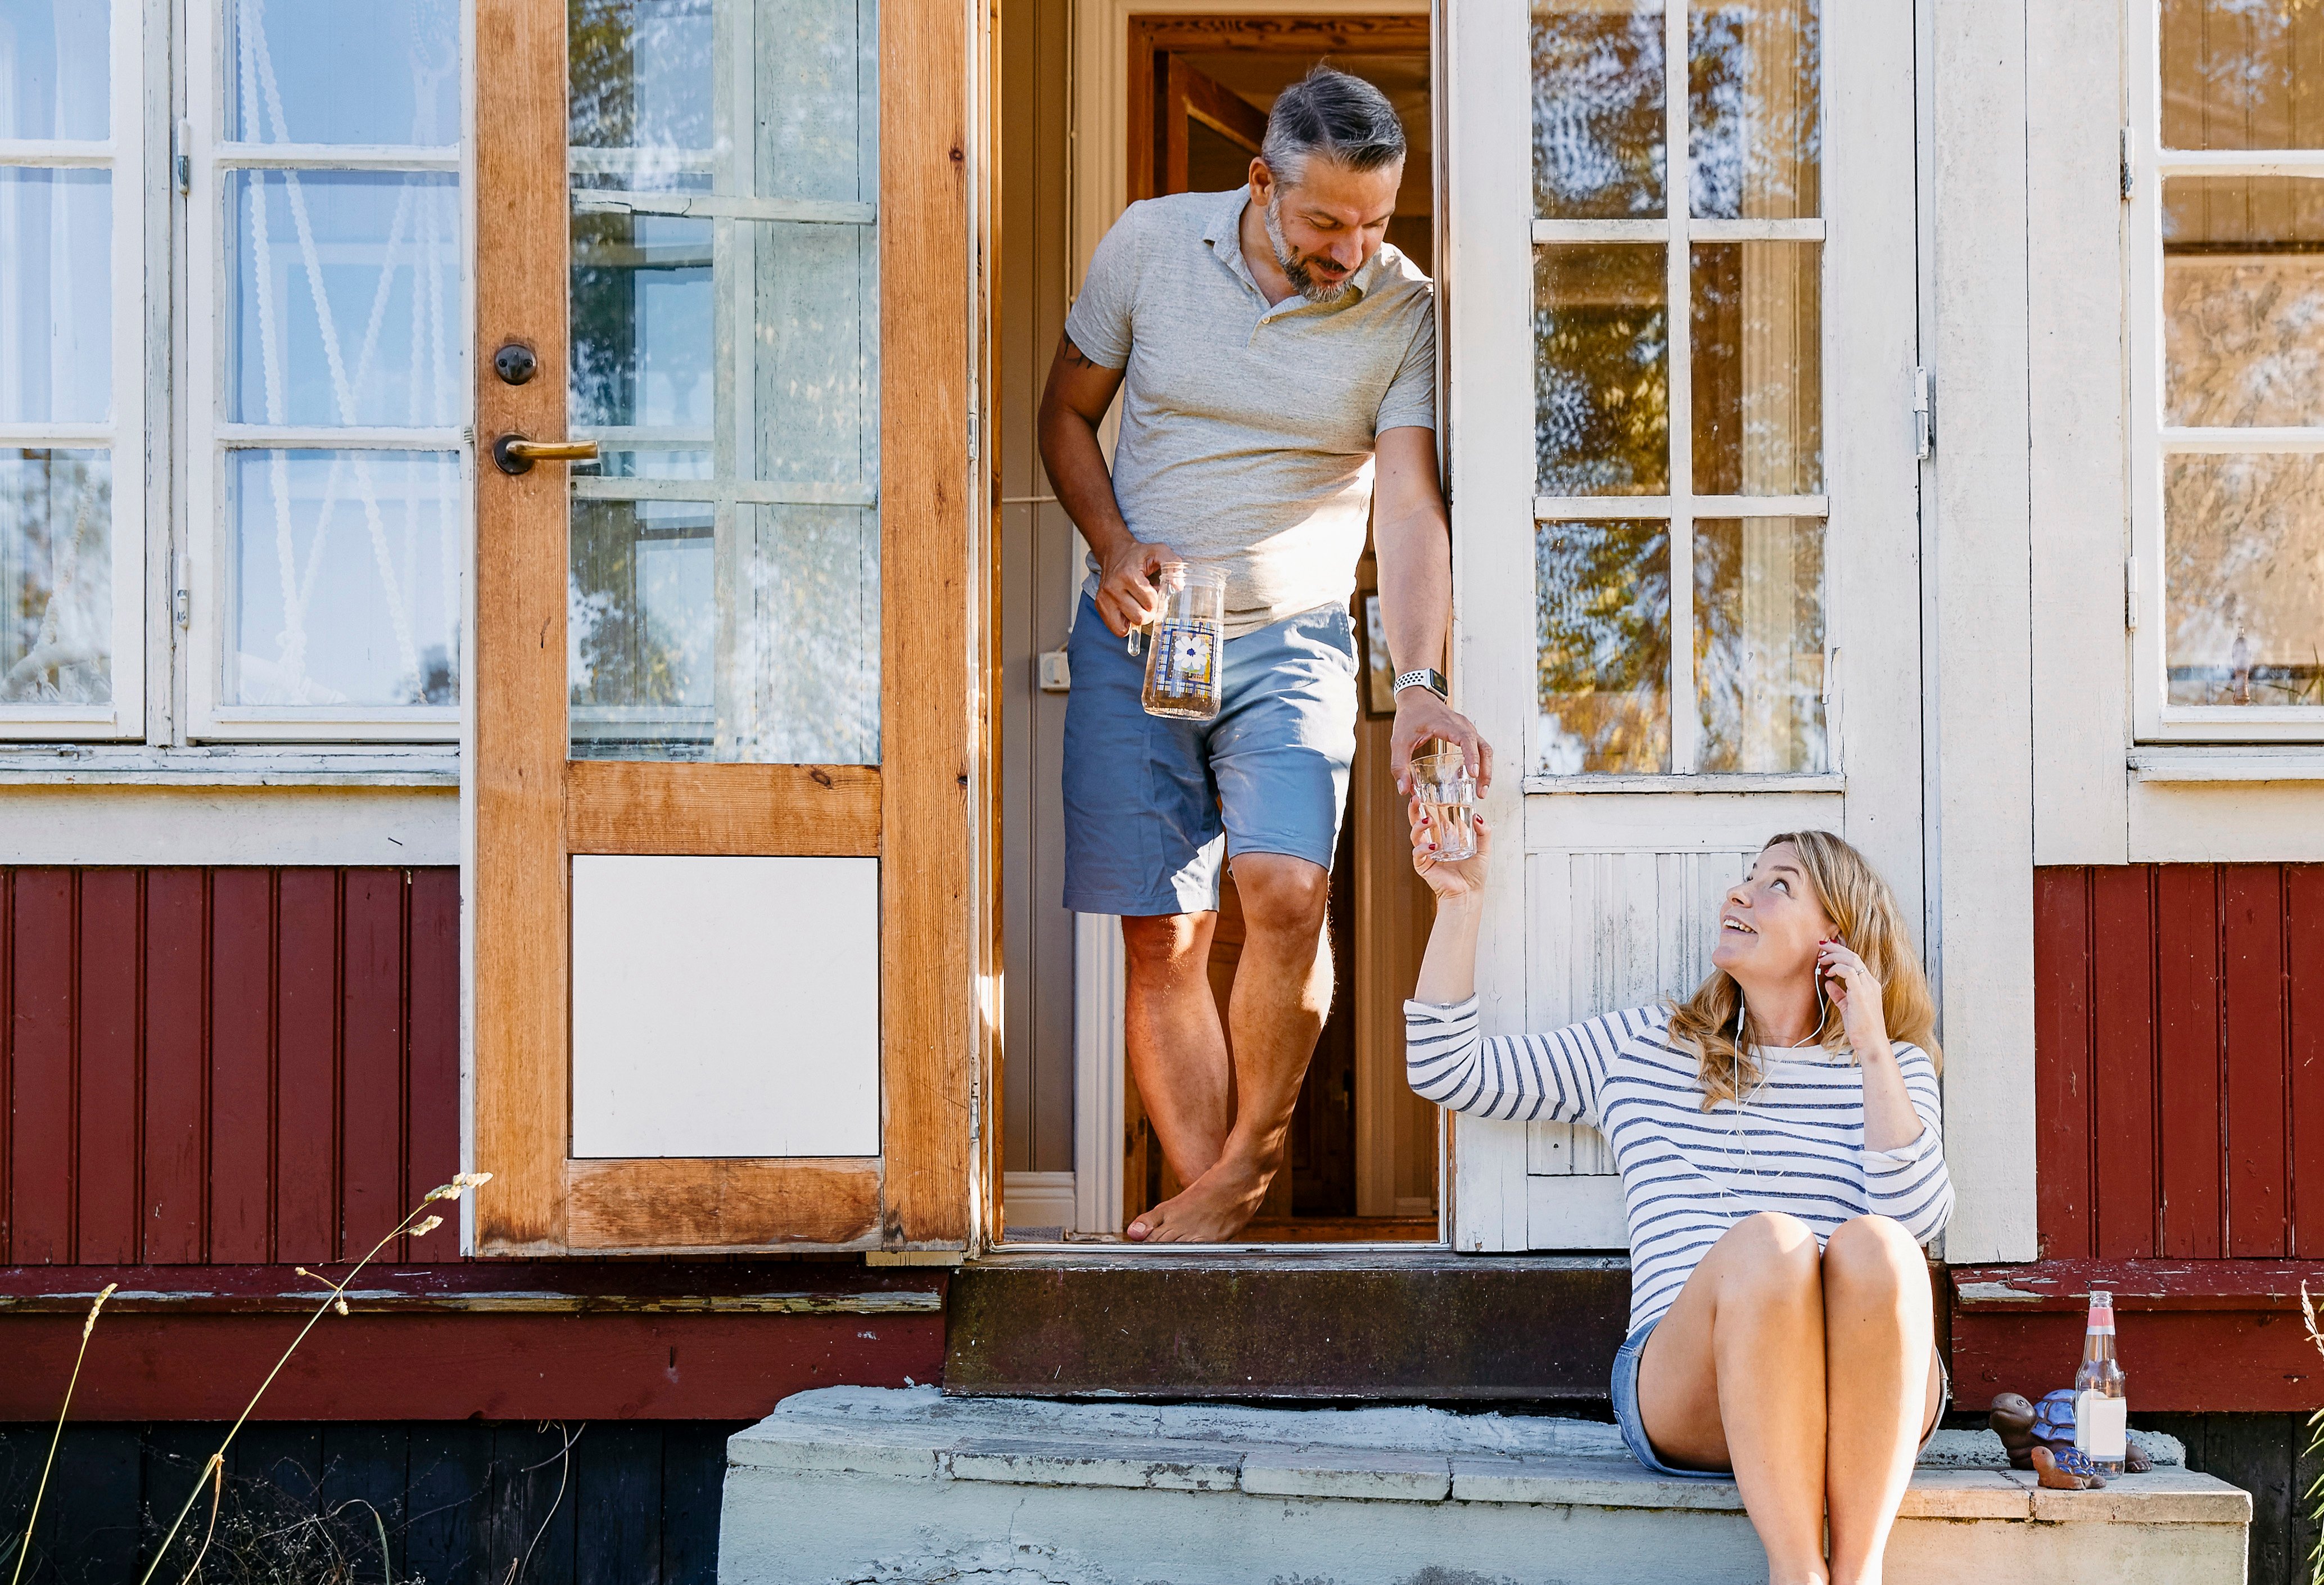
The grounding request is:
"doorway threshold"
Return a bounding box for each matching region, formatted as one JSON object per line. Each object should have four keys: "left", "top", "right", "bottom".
{"left": 947, "top": 1249, "right": 1630, "bottom": 1402}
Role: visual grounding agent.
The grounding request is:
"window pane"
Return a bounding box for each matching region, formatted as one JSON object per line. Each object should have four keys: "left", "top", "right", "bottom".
{"left": 2164, "top": 453, "right": 2324, "bottom": 708}
{"left": 2163, "top": 176, "right": 2324, "bottom": 426}
{"left": 567, "top": 0, "right": 880, "bottom": 765}
{"left": 1692, "top": 241, "right": 1820, "bottom": 493}
{"left": 570, "top": 0, "right": 715, "bottom": 192}
{"left": 225, "top": 170, "right": 464, "bottom": 427}
{"left": 225, "top": 0, "right": 459, "bottom": 146}
{"left": 1688, "top": 0, "right": 1819, "bottom": 219}
{"left": 0, "top": 448, "right": 108, "bottom": 705}
{"left": 2162, "top": 0, "right": 2324, "bottom": 151}
{"left": 571, "top": 211, "right": 715, "bottom": 476}
{"left": 1535, "top": 520, "right": 1670, "bottom": 773}
{"left": 0, "top": 169, "right": 110, "bottom": 425}
{"left": 1695, "top": 517, "right": 1825, "bottom": 770}
{"left": 1535, "top": 245, "right": 1669, "bottom": 496}
{"left": 226, "top": 449, "right": 461, "bottom": 706}
{"left": 0, "top": 0, "right": 109, "bottom": 139}
{"left": 1532, "top": 0, "right": 1666, "bottom": 220}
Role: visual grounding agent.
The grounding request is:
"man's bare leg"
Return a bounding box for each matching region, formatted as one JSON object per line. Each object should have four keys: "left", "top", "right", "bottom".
{"left": 1119, "top": 910, "right": 1232, "bottom": 1190}
{"left": 1128, "top": 852, "right": 1330, "bottom": 1242}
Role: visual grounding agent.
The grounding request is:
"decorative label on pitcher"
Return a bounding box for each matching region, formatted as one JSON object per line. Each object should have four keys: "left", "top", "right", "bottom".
{"left": 1154, "top": 621, "right": 1217, "bottom": 693}
{"left": 2074, "top": 1390, "right": 2128, "bottom": 1458}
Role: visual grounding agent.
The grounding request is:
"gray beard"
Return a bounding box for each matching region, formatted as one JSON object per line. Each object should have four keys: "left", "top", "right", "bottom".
{"left": 1263, "top": 195, "right": 1355, "bottom": 305}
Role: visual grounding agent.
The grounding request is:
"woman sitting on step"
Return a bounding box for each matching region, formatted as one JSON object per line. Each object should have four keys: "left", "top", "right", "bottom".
{"left": 1405, "top": 821, "right": 1951, "bottom": 1585}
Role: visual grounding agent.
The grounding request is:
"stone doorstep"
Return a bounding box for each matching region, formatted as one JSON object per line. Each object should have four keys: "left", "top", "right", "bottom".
{"left": 729, "top": 1389, "right": 2251, "bottom": 1529}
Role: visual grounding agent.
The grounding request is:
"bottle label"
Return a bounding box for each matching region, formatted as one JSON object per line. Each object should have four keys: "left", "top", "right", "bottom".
{"left": 2075, "top": 1390, "right": 2128, "bottom": 1458}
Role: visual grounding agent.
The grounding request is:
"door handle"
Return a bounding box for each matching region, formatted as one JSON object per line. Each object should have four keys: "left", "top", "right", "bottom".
{"left": 492, "top": 433, "right": 600, "bottom": 476}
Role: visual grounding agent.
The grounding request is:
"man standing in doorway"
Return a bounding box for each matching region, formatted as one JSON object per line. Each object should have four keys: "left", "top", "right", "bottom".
{"left": 1040, "top": 66, "right": 1488, "bottom": 1243}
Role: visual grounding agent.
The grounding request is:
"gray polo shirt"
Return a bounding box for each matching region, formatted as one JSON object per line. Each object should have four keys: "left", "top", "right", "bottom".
{"left": 1065, "top": 187, "right": 1437, "bottom": 637}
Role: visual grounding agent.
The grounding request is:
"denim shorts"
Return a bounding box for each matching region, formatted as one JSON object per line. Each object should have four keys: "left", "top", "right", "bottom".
{"left": 1061, "top": 593, "right": 1358, "bottom": 917}
{"left": 1610, "top": 1317, "right": 1954, "bottom": 1479}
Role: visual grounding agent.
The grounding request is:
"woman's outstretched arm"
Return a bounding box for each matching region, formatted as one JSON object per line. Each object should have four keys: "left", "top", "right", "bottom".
{"left": 1403, "top": 805, "right": 1616, "bottom": 1127}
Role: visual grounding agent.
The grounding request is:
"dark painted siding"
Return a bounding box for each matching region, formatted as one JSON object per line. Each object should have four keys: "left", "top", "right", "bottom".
{"left": 0, "top": 1420, "right": 741, "bottom": 1585}
{"left": 1, "top": 868, "right": 461, "bottom": 1267}
{"left": 2033, "top": 864, "right": 2324, "bottom": 1261}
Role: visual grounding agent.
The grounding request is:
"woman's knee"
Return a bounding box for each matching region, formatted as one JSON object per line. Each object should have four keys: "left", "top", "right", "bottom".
{"left": 1822, "top": 1214, "right": 1928, "bottom": 1300}
{"left": 1716, "top": 1212, "right": 1823, "bottom": 1296}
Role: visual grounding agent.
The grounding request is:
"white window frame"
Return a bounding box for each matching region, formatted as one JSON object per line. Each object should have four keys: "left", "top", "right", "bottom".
{"left": 2127, "top": 0, "right": 2324, "bottom": 745}
{"left": 0, "top": 0, "right": 148, "bottom": 740}
{"left": 1517, "top": 1, "right": 1843, "bottom": 792}
{"left": 181, "top": 0, "right": 471, "bottom": 743}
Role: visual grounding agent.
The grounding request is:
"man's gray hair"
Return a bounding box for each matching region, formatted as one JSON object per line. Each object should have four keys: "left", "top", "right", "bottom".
{"left": 1259, "top": 65, "right": 1405, "bottom": 187}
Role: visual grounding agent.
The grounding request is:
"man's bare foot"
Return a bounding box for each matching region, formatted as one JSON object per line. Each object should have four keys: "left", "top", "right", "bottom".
{"left": 1125, "top": 1155, "right": 1272, "bottom": 1243}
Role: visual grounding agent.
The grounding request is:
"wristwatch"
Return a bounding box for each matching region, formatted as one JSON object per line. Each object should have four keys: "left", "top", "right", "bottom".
{"left": 1393, "top": 668, "right": 1449, "bottom": 702}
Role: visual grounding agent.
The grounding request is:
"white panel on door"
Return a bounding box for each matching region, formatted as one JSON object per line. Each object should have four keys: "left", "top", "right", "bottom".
{"left": 1517, "top": 793, "right": 1839, "bottom": 1247}
{"left": 570, "top": 855, "right": 880, "bottom": 1158}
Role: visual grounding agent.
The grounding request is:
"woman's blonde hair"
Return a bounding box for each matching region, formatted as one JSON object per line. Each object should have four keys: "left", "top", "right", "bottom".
{"left": 1667, "top": 829, "right": 1941, "bottom": 1109}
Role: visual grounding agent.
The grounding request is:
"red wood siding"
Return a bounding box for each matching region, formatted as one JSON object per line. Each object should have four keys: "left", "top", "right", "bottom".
{"left": 1, "top": 868, "right": 462, "bottom": 1267}
{"left": 2032, "top": 864, "right": 2324, "bottom": 1261}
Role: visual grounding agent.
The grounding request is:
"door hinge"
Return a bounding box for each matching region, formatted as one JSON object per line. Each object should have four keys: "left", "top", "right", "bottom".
{"left": 1912, "top": 367, "right": 1934, "bottom": 459}
{"left": 967, "top": 409, "right": 980, "bottom": 464}
{"left": 173, "top": 118, "right": 192, "bottom": 194}
{"left": 174, "top": 586, "right": 190, "bottom": 627}
{"left": 2125, "top": 557, "right": 2138, "bottom": 631}
{"left": 2120, "top": 127, "right": 2134, "bottom": 200}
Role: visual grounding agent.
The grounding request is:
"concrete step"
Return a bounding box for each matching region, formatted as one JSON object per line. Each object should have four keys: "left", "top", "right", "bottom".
{"left": 718, "top": 1388, "right": 2250, "bottom": 1585}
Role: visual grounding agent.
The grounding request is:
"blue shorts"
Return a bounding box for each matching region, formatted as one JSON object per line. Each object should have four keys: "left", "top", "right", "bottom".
{"left": 1061, "top": 593, "right": 1358, "bottom": 917}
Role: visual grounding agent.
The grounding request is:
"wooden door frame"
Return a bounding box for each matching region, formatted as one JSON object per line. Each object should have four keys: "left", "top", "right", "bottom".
{"left": 1126, "top": 13, "right": 1431, "bottom": 204}
{"left": 469, "top": 0, "right": 983, "bottom": 1256}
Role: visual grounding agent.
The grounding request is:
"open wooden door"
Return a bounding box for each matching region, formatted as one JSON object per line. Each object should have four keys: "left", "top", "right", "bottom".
{"left": 469, "top": 0, "right": 978, "bottom": 1254}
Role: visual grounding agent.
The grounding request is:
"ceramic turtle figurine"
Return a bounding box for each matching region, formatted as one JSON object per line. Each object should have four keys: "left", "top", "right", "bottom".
{"left": 1987, "top": 1389, "right": 2151, "bottom": 1477}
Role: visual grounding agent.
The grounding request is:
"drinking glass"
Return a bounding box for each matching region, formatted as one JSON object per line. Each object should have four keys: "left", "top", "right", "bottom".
{"left": 1127, "top": 562, "right": 1227, "bottom": 720}
{"left": 1411, "top": 748, "right": 1480, "bottom": 860}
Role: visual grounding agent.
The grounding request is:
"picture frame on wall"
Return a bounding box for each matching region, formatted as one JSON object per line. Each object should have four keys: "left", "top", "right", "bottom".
{"left": 1358, "top": 590, "right": 1397, "bottom": 719}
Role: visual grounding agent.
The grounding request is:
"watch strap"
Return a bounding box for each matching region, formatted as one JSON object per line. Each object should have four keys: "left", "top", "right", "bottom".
{"left": 1393, "top": 668, "right": 1449, "bottom": 701}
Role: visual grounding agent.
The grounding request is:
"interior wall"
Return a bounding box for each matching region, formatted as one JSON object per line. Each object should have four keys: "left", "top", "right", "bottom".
{"left": 997, "top": 0, "right": 1080, "bottom": 1182}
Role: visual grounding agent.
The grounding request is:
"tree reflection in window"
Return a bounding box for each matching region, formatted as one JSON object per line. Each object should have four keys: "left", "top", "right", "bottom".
{"left": 1535, "top": 521, "right": 1670, "bottom": 774}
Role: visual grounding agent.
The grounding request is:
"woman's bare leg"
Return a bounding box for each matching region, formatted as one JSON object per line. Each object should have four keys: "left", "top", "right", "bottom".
{"left": 1638, "top": 1212, "right": 1831, "bottom": 1585}
{"left": 1821, "top": 1216, "right": 1942, "bottom": 1585}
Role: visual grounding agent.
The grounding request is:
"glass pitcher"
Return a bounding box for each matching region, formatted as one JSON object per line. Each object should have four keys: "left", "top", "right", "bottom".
{"left": 1125, "top": 563, "right": 1228, "bottom": 720}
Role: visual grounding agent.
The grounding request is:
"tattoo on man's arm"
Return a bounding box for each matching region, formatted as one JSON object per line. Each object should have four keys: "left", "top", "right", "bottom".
{"left": 1059, "top": 337, "right": 1099, "bottom": 369}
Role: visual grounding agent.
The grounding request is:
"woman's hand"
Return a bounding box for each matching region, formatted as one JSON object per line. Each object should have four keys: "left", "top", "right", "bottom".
{"left": 1410, "top": 794, "right": 1490, "bottom": 902}
{"left": 1817, "top": 937, "right": 1891, "bottom": 1059}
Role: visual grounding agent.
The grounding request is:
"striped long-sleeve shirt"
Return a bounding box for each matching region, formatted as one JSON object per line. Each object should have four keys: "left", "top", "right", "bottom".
{"left": 1407, "top": 997, "right": 1953, "bottom": 1335}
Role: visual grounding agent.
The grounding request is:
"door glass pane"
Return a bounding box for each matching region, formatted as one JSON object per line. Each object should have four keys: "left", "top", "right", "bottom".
{"left": 570, "top": 0, "right": 715, "bottom": 193}
{"left": 2163, "top": 453, "right": 2324, "bottom": 708}
{"left": 567, "top": 0, "right": 880, "bottom": 764}
{"left": 1692, "top": 241, "right": 1820, "bottom": 493}
{"left": 571, "top": 212, "right": 714, "bottom": 476}
{"left": 0, "top": 169, "right": 110, "bottom": 425}
{"left": 0, "top": 448, "right": 110, "bottom": 705}
{"left": 225, "top": 170, "right": 464, "bottom": 427}
{"left": 1535, "top": 245, "right": 1669, "bottom": 496}
{"left": 225, "top": 0, "right": 460, "bottom": 146}
{"left": 0, "top": 0, "right": 109, "bottom": 140}
{"left": 225, "top": 448, "right": 462, "bottom": 706}
{"left": 1695, "top": 517, "right": 1825, "bottom": 770}
{"left": 1688, "top": 0, "right": 1819, "bottom": 219}
{"left": 2163, "top": 175, "right": 2324, "bottom": 426}
{"left": 2162, "top": 0, "right": 2324, "bottom": 151}
{"left": 1532, "top": 0, "right": 1666, "bottom": 219}
{"left": 1535, "top": 520, "right": 1671, "bottom": 773}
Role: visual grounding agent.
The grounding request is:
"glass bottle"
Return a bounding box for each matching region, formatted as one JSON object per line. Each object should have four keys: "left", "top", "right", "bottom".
{"left": 2073, "top": 1288, "right": 2128, "bottom": 1475}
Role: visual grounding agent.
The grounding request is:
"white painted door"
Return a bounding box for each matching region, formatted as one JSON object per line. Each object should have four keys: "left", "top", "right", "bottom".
{"left": 1443, "top": 0, "right": 1924, "bottom": 1250}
